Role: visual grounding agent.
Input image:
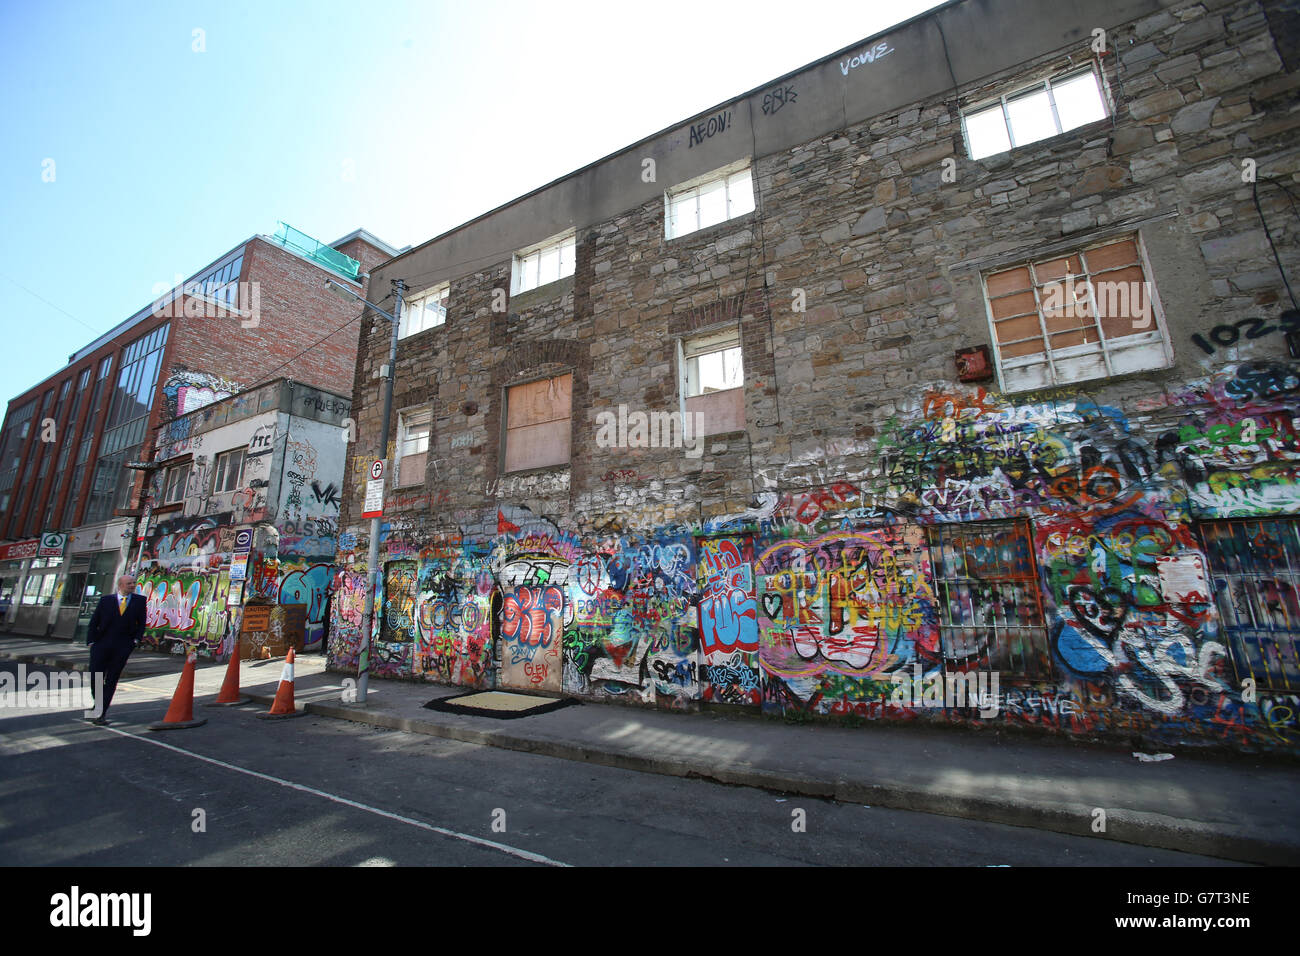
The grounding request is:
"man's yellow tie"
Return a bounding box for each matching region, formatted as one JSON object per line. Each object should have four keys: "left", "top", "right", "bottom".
{"left": 118, "top": 595, "right": 126, "bottom": 615}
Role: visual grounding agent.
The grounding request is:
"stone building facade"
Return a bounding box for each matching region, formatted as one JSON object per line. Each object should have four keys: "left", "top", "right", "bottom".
{"left": 330, "top": 0, "right": 1300, "bottom": 754}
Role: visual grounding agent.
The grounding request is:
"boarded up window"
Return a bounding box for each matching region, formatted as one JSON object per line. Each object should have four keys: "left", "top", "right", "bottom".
{"left": 984, "top": 235, "right": 1168, "bottom": 392}
{"left": 504, "top": 374, "right": 571, "bottom": 473}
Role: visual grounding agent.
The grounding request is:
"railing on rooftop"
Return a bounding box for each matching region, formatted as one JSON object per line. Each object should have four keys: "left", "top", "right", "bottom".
{"left": 270, "top": 222, "right": 361, "bottom": 281}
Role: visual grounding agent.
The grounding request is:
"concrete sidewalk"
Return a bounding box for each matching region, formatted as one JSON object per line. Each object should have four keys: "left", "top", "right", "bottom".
{"left": 2, "top": 632, "right": 1297, "bottom": 865}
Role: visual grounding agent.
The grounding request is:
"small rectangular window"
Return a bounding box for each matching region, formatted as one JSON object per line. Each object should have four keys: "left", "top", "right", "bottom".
{"left": 681, "top": 326, "right": 746, "bottom": 436}
{"left": 396, "top": 409, "right": 431, "bottom": 487}
{"left": 666, "top": 164, "right": 755, "bottom": 240}
{"left": 400, "top": 283, "right": 449, "bottom": 338}
{"left": 512, "top": 233, "right": 576, "bottom": 295}
{"left": 1200, "top": 518, "right": 1300, "bottom": 692}
{"left": 212, "top": 449, "right": 245, "bottom": 494}
{"left": 963, "top": 66, "right": 1109, "bottom": 160}
{"left": 163, "top": 463, "right": 190, "bottom": 504}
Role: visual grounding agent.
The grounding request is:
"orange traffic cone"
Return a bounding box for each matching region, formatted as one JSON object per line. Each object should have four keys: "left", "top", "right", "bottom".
{"left": 149, "top": 651, "right": 209, "bottom": 731}
{"left": 208, "top": 637, "right": 250, "bottom": 706}
{"left": 257, "top": 648, "right": 305, "bottom": 720}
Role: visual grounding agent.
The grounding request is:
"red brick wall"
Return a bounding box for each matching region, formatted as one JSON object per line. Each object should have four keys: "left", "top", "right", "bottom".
{"left": 163, "top": 237, "right": 360, "bottom": 402}
{"left": 1, "top": 233, "right": 395, "bottom": 539}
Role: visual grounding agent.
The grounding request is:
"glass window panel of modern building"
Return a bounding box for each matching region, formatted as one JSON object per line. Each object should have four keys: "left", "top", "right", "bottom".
{"left": 0, "top": 398, "right": 37, "bottom": 527}
{"left": 186, "top": 255, "right": 243, "bottom": 309}
{"left": 84, "top": 324, "right": 169, "bottom": 523}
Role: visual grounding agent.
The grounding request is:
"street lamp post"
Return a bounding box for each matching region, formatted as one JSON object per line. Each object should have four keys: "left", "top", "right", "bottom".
{"left": 326, "top": 277, "right": 404, "bottom": 704}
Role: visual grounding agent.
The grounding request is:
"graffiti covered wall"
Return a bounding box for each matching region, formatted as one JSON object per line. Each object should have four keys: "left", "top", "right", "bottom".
{"left": 140, "top": 396, "right": 350, "bottom": 656}
{"left": 328, "top": 363, "right": 1300, "bottom": 754}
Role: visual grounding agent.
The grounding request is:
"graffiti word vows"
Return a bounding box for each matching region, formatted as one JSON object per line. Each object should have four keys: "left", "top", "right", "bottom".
{"left": 839, "top": 41, "right": 894, "bottom": 75}
{"left": 689, "top": 110, "right": 732, "bottom": 148}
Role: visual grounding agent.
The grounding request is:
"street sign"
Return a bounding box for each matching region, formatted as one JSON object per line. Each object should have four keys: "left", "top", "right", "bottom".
{"left": 0, "top": 539, "right": 38, "bottom": 561}
{"left": 362, "top": 459, "right": 386, "bottom": 518}
{"left": 233, "top": 528, "right": 253, "bottom": 554}
{"left": 38, "top": 532, "right": 67, "bottom": 557}
{"left": 230, "top": 552, "right": 249, "bottom": 581}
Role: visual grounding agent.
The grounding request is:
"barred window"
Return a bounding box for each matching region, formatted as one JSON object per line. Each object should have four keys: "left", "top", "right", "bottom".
{"left": 926, "top": 520, "right": 1052, "bottom": 679}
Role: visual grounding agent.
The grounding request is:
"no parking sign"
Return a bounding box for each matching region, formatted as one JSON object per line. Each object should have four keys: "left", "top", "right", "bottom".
{"left": 362, "top": 460, "right": 386, "bottom": 518}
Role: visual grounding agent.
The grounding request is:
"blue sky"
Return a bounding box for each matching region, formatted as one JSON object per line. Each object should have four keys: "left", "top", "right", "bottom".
{"left": 1, "top": 0, "right": 943, "bottom": 398}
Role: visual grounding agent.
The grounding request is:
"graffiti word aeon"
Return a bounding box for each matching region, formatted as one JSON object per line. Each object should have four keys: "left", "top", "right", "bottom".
{"left": 689, "top": 111, "right": 732, "bottom": 148}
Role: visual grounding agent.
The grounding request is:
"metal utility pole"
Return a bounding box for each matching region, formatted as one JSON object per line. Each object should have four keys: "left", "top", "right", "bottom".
{"left": 325, "top": 276, "right": 403, "bottom": 704}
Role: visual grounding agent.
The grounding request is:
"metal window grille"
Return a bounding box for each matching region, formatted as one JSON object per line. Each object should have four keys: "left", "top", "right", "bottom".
{"left": 1199, "top": 518, "right": 1300, "bottom": 692}
{"left": 925, "top": 520, "right": 1052, "bottom": 679}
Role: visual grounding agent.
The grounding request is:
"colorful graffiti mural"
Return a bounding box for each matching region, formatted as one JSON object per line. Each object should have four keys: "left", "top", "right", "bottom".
{"left": 322, "top": 364, "right": 1300, "bottom": 753}
{"left": 138, "top": 567, "right": 233, "bottom": 656}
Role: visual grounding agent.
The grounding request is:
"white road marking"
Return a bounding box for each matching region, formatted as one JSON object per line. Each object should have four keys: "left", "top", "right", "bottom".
{"left": 98, "top": 725, "right": 570, "bottom": 867}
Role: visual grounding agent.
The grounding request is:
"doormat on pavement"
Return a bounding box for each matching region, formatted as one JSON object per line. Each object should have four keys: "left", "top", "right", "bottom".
{"left": 423, "top": 691, "right": 580, "bottom": 719}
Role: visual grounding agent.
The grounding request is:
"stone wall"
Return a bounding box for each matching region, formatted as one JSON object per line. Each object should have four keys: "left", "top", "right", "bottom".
{"left": 331, "top": 0, "right": 1300, "bottom": 754}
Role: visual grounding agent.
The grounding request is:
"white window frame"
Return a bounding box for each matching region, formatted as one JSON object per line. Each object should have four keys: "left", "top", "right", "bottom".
{"left": 212, "top": 449, "right": 245, "bottom": 494}
{"left": 961, "top": 63, "right": 1111, "bottom": 161}
{"left": 665, "top": 161, "right": 756, "bottom": 240}
{"left": 981, "top": 232, "right": 1172, "bottom": 394}
{"left": 396, "top": 408, "right": 432, "bottom": 487}
{"left": 511, "top": 232, "right": 576, "bottom": 295}
{"left": 399, "top": 283, "right": 449, "bottom": 338}
{"left": 680, "top": 326, "right": 745, "bottom": 398}
{"left": 163, "top": 462, "right": 190, "bottom": 504}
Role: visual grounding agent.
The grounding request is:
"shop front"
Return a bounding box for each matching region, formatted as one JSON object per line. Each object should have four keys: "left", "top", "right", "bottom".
{"left": 65, "top": 521, "right": 132, "bottom": 641}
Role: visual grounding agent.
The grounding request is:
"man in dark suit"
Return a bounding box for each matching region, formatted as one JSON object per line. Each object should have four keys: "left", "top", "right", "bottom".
{"left": 86, "top": 574, "right": 147, "bottom": 724}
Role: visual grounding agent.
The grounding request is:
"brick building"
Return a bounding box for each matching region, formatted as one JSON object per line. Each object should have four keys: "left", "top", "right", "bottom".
{"left": 0, "top": 225, "right": 398, "bottom": 639}
{"left": 332, "top": 0, "right": 1299, "bottom": 753}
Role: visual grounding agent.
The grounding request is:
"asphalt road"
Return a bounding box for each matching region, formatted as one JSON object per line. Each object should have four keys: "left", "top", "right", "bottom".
{"left": 0, "top": 662, "right": 1241, "bottom": 867}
